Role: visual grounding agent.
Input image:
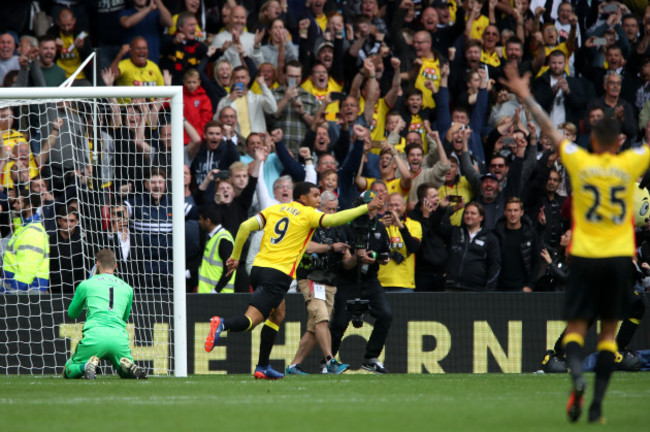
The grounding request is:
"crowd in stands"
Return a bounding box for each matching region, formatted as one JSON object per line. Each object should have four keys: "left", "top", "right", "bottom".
{"left": 3, "top": 0, "right": 650, "bottom": 295}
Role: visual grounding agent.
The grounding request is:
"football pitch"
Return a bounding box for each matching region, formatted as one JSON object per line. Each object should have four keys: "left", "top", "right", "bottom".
{"left": 2, "top": 372, "right": 649, "bottom": 431}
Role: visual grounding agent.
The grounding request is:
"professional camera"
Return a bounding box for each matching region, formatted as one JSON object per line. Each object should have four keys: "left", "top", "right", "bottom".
{"left": 346, "top": 298, "right": 370, "bottom": 328}
{"left": 390, "top": 251, "right": 405, "bottom": 264}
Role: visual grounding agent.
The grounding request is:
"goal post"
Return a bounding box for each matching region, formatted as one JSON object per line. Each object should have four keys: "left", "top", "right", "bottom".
{"left": 0, "top": 86, "right": 187, "bottom": 377}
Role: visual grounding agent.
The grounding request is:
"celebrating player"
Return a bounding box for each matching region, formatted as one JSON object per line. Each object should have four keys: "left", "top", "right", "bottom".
{"left": 63, "top": 249, "right": 147, "bottom": 380}
{"left": 204, "top": 181, "right": 384, "bottom": 379}
{"left": 501, "top": 62, "right": 650, "bottom": 424}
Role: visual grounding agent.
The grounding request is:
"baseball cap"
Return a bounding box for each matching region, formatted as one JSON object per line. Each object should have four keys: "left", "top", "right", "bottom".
{"left": 316, "top": 41, "right": 334, "bottom": 54}
{"left": 481, "top": 172, "right": 499, "bottom": 182}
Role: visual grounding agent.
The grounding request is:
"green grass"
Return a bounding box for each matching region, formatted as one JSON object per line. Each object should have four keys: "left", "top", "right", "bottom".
{"left": 2, "top": 372, "right": 649, "bottom": 431}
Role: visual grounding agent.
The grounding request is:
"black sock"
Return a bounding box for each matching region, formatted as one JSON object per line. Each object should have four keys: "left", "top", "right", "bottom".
{"left": 564, "top": 339, "right": 585, "bottom": 384}
{"left": 257, "top": 322, "right": 279, "bottom": 367}
{"left": 615, "top": 319, "right": 639, "bottom": 351}
{"left": 326, "top": 355, "right": 332, "bottom": 362}
{"left": 223, "top": 315, "right": 252, "bottom": 332}
{"left": 592, "top": 342, "right": 617, "bottom": 411}
{"left": 554, "top": 329, "right": 567, "bottom": 356}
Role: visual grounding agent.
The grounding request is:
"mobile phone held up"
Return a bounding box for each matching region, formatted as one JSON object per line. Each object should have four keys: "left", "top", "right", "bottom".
{"left": 233, "top": 82, "right": 244, "bottom": 93}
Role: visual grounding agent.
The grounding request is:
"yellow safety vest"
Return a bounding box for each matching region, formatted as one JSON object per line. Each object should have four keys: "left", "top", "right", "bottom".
{"left": 198, "top": 227, "right": 236, "bottom": 293}
{"left": 2, "top": 220, "right": 50, "bottom": 293}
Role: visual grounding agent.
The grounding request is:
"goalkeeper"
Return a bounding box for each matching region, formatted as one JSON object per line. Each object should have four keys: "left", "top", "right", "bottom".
{"left": 63, "top": 249, "right": 146, "bottom": 380}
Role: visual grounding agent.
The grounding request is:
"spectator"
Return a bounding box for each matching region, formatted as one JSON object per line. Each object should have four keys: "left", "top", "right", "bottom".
{"left": 119, "top": 0, "right": 173, "bottom": 62}
{"left": 525, "top": 161, "right": 567, "bottom": 250}
{"left": 437, "top": 200, "right": 501, "bottom": 292}
{"left": 160, "top": 11, "right": 208, "bottom": 85}
{"left": 13, "top": 35, "right": 45, "bottom": 88}
{"left": 125, "top": 168, "right": 173, "bottom": 290}
{"left": 108, "top": 37, "right": 165, "bottom": 87}
{"left": 407, "top": 30, "right": 442, "bottom": 110}
{"left": 182, "top": 69, "right": 213, "bottom": 145}
{"left": 190, "top": 121, "right": 240, "bottom": 192}
{"left": 49, "top": 206, "right": 86, "bottom": 294}
{"left": 270, "top": 60, "right": 319, "bottom": 153}
{"left": 493, "top": 197, "right": 541, "bottom": 292}
{"left": 300, "top": 61, "right": 342, "bottom": 121}
{"left": 585, "top": 71, "right": 637, "bottom": 143}
{"left": 95, "top": 0, "right": 126, "bottom": 72}
{"left": 104, "top": 203, "right": 137, "bottom": 287}
{"left": 38, "top": 35, "right": 67, "bottom": 87}
{"left": 532, "top": 50, "right": 586, "bottom": 128}
{"left": 47, "top": 8, "right": 91, "bottom": 85}
{"left": 0, "top": 32, "right": 19, "bottom": 84}
{"left": 408, "top": 183, "right": 448, "bottom": 291}
{"left": 167, "top": 0, "right": 205, "bottom": 42}
{"left": 262, "top": 18, "right": 298, "bottom": 68}
{"left": 356, "top": 143, "right": 412, "bottom": 199}
{"left": 405, "top": 132, "right": 451, "bottom": 206}
{"left": 460, "top": 137, "right": 524, "bottom": 230}
{"left": 212, "top": 5, "right": 265, "bottom": 67}
{"left": 215, "top": 66, "right": 278, "bottom": 139}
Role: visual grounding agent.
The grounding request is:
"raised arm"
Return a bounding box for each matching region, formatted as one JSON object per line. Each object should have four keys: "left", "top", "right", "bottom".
{"left": 499, "top": 62, "right": 563, "bottom": 152}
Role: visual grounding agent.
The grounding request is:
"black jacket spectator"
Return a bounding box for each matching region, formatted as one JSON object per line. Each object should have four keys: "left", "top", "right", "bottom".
{"left": 437, "top": 211, "right": 501, "bottom": 292}
{"left": 493, "top": 215, "right": 541, "bottom": 292}
{"left": 532, "top": 71, "right": 586, "bottom": 127}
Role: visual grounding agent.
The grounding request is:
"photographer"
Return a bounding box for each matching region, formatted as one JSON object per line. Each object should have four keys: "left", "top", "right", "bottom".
{"left": 378, "top": 193, "right": 421, "bottom": 292}
{"left": 329, "top": 194, "right": 393, "bottom": 373}
{"left": 286, "top": 192, "right": 351, "bottom": 375}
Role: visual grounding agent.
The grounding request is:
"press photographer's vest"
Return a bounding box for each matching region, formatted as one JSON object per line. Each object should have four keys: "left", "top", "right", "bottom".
{"left": 198, "top": 227, "right": 235, "bottom": 293}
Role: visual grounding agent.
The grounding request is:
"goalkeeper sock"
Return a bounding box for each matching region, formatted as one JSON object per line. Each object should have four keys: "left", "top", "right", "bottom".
{"left": 563, "top": 333, "right": 585, "bottom": 384}
{"left": 592, "top": 340, "right": 617, "bottom": 407}
{"left": 257, "top": 320, "right": 279, "bottom": 367}
{"left": 224, "top": 315, "right": 253, "bottom": 332}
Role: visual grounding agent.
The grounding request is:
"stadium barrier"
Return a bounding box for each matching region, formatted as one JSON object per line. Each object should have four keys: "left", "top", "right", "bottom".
{"left": 2, "top": 293, "right": 649, "bottom": 374}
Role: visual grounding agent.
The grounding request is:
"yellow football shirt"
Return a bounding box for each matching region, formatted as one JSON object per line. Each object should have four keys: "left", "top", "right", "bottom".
{"left": 117, "top": 59, "right": 165, "bottom": 87}
{"left": 167, "top": 14, "right": 206, "bottom": 42}
{"left": 359, "top": 97, "right": 390, "bottom": 142}
{"left": 560, "top": 140, "right": 650, "bottom": 258}
{"left": 2, "top": 130, "right": 28, "bottom": 152}
{"left": 57, "top": 33, "right": 85, "bottom": 79}
{"left": 364, "top": 177, "right": 409, "bottom": 198}
{"left": 377, "top": 218, "right": 422, "bottom": 289}
{"left": 415, "top": 57, "right": 441, "bottom": 109}
{"left": 536, "top": 43, "right": 571, "bottom": 77}
{"left": 480, "top": 50, "right": 501, "bottom": 67}
{"left": 253, "top": 201, "right": 325, "bottom": 277}
{"left": 467, "top": 15, "right": 490, "bottom": 41}
{"left": 301, "top": 77, "right": 342, "bottom": 121}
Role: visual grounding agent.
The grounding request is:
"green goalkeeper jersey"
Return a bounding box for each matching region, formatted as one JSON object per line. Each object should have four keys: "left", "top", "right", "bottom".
{"left": 68, "top": 273, "right": 134, "bottom": 331}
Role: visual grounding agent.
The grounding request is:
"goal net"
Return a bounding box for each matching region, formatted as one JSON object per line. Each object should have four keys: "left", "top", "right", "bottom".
{"left": 0, "top": 86, "right": 187, "bottom": 377}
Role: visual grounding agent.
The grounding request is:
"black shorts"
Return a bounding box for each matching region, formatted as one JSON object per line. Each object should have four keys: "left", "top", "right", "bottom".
{"left": 249, "top": 266, "right": 294, "bottom": 318}
{"left": 565, "top": 256, "right": 635, "bottom": 321}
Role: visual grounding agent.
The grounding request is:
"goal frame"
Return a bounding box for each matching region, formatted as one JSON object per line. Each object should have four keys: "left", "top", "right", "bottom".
{"left": 1, "top": 86, "right": 188, "bottom": 377}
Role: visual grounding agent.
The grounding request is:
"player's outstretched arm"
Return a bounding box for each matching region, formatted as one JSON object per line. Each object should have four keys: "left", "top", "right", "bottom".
{"left": 499, "top": 62, "right": 563, "bottom": 152}
{"left": 230, "top": 216, "right": 264, "bottom": 262}
{"left": 320, "top": 196, "right": 385, "bottom": 227}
